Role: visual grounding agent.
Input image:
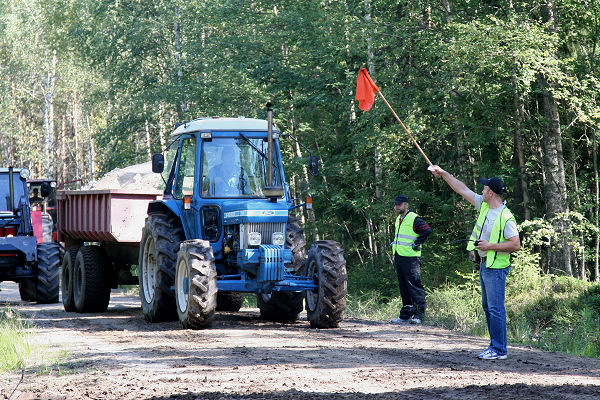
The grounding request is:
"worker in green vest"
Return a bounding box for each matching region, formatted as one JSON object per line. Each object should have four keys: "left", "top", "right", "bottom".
{"left": 429, "top": 165, "right": 520, "bottom": 360}
{"left": 390, "top": 194, "right": 432, "bottom": 325}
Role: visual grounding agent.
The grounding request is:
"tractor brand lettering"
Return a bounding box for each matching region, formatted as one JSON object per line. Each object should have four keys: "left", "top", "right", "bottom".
{"left": 224, "top": 210, "right": 287, "bottom": 219}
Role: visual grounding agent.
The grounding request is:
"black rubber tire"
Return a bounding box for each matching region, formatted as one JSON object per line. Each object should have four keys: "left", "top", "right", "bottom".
{"left": 139, "top": 212, "right": 184, "bottom": 322}
{"left": 256, "top": 215, "right": 307, "bottom": 323}
{"left": 305, "top": 240, "right": 347, "bottom": 329}
{"left": 61, "top": 246, "right": 79, "bottom": 311}
{"left": 18, "top": 280, "right": 37, "bottom": 302}
{"left": 73, "top": 246, "right": 111, "bottom": 312}
{"left": 175, "top": 240, "right": 217, "bottom": 329}
{"left": 36, "top": 242, "right": 61, "bottom": 304}
{"left": 216, "top": 292, "right": 245, "bottom": 312}
{"left": 257, "top": 291, "right": 304, "bottom": 323}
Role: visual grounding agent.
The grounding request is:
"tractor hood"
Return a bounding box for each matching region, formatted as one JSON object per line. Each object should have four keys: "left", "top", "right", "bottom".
{"left": 221, "top": 200, "right": 289, "bottom": 225}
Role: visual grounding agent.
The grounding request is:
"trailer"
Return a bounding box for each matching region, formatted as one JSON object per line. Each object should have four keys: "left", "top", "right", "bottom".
{"left": 56, "top": 189, "right": 162, "bottom": 312}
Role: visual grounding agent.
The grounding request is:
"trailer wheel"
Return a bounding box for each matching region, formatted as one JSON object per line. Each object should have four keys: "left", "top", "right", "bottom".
{"left": 175, "top": 240, "right": 217, "bottom": 329}
{"left": 73, "top": 246, "right": 111, "bottom": 312}
{"left": 18, "top": 279, "right": 37, "bottom": 302}
{"left": 35, "top": 242, "right": 61, "bottom": 304}
{"left": 61, "top": 246, "right": 79, "bottom": 311}
{"left": 216, "top": 292, "right": 245, "bottom": 312}
{"left": 139, "top": 213, "right": 184, "bottom": 322}
{"left": 305, "top": 241, "right": 347, "bottom": 329}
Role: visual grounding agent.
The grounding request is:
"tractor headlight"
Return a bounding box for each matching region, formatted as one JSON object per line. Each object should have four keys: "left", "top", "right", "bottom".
{"left": 248, "top": 232, "right": 262, "bottom": 246}
{"left": 20, "top": 169, "right": 30, "bottom": 179}
{"left": 271, "top": 232, "right": 285, "bottom": 247}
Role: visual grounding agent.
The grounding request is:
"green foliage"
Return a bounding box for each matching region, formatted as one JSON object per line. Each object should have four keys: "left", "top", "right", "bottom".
{"left": 0, "top": 307, "right": 32, "bottom": 372}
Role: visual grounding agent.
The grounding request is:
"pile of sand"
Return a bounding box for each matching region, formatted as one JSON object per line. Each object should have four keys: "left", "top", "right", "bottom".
{"left": 84, "top": 161, "right": 163, "bottom": 191}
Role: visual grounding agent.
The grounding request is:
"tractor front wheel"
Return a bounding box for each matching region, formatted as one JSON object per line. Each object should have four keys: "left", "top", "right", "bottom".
{"left": 35, "top": 242, "right": 61, "bottom": 304}
{"left": 216, "top": 292, "right": 245, "bottom": 312}
{"left": 174, "top": 240, "right": 217, "bottom": 329}
{"left": 305, "top": 241, "right": 347, "bottom": 329}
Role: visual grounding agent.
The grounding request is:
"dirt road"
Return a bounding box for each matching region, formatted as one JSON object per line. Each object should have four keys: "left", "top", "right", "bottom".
{"left": 1, "top": 282, "right": 599, "bottom": 400}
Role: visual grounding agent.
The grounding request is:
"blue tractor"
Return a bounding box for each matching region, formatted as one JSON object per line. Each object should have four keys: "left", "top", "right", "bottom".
{"left": 0, "top": 167, "right": 61, "bottom": 303}
{"left": 139, "top": 105, "right": 347, "bottom": 329}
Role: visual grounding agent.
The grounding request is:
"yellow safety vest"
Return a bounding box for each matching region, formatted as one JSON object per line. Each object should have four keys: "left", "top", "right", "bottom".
{"left": 467, "top": 203, "right": 516, "bottom": 269}
{"left": 392, "top": 211, "right": 421, "bottom": 257}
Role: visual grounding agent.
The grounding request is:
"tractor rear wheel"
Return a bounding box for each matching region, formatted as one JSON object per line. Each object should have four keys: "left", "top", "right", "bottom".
{"left": 216, "top": 292, "right": 245, "bottom": 312}
{"left": 61, "top": 246, "right": 79, "bottom": 311}
{"left": 73, "top": 246, "right": 111, "bottom": 312}
{"left": 174, "top": 240, "right": 217, "bottom": 329}
{"left": 257, "top": 291, "right": 304, "bottom": 323}
{"left": 305, "top": 240, "right": 347, "bottom": 329}
{"left": 35, "top": 242, "right": 61, "bottom": 304}
{"left": 139, "top": 212, "right": 184, "bottom": 322}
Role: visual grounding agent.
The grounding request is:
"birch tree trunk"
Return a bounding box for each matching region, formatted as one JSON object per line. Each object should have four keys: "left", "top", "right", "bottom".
{"left": 43, "top": 49, "right": 57, "bottom": 178}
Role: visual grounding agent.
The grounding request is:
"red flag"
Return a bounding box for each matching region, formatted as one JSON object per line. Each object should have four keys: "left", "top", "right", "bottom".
{"left": 355, "top": 68, "right": 379, "bottom": 111}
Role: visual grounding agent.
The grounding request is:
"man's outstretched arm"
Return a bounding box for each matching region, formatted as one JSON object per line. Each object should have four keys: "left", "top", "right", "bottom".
{"left": 429, "top": 165, "right": 476, "bottom": 206}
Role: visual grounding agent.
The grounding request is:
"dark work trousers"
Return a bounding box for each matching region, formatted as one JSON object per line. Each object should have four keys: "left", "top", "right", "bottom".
{"left": 394, "top": 254, "right": 426, "bottom": 319}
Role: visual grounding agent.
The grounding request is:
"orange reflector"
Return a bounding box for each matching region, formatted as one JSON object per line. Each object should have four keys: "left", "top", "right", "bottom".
{"left": 306, "top": 195, "right": 313, "bottom": 210}
{"left": 184, "top": 196, "right": 192, "bottom": 210}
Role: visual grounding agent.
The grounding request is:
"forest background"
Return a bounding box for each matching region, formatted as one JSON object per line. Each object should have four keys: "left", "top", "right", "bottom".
{"left": 1, "top": 0, "right": 600, "bottom": 356}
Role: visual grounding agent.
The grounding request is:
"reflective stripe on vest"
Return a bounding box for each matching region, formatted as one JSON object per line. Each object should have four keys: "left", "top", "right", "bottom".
{"left": 466, "top": 203, "right": 516, "bottom": 269}
{"left": 392, "top": 212, "right": 420, "bottom": 257}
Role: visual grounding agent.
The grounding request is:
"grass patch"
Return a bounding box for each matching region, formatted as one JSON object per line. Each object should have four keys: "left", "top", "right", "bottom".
{"left": 0, "top": 307, "right": 32, "bottom": 372}
{"left": 0, "top": 306, "right": 70, "bottom": 374}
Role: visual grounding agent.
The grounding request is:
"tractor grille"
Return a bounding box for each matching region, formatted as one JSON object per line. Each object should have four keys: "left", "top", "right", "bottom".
{"left": 240, "top": 222, "right": 286, "bottom": 249}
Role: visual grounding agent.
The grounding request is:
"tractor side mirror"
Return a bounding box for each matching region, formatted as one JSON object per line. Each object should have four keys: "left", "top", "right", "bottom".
{"left": 308, "top": 155, "right": 319, "bottom": 176}
{"left": 152, "top": 153, "right": 165, "bottom": 173}
{"left": 40, "top": 182, "right": 50, "bottom": 197}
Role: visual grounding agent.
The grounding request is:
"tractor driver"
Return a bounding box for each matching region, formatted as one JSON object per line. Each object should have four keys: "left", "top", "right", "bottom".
{"left": 30, "top": 188, "right": 43, "bottom": 206}
{"left": 206, "top": 146, "right": 250, "bottom": 197}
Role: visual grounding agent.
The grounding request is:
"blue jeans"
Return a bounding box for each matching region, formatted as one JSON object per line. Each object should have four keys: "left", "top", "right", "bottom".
{"left": 479, "top": 262, "right": 510, "bottom": 355}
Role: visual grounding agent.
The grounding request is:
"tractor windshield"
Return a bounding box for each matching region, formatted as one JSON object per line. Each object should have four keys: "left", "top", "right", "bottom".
{"left": 201, "top": 137, "right": 283, "bottom": 198}
{"left": 0, "top": 173, "right": 27, "bottom": 212}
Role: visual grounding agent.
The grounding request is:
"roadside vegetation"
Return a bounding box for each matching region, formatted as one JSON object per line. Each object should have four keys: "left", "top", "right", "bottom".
{"left": 0, "top": 306, "right": 68, "bottom": 373}
{"left": 0, "top": 307, "right": 32, "bottom": 372}
{"left": 347, "top": 244, "right": 600, "bottom": 358}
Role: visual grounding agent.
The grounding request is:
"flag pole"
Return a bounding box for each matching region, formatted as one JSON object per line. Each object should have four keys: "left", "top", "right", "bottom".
{"left": 376, "top": 90, "right": 432, "bottom": 166}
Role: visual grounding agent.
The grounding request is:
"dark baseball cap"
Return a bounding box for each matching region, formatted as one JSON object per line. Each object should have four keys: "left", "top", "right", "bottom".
{"left": 478, "top": 177, "right": 505, "bottom": 195}
{"left": 394, "top": 195, "right": 409, "bottom": 204}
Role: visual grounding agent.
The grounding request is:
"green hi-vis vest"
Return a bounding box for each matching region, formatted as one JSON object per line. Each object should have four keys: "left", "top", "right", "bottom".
{"left": 466, "top": 203, "right": 516, "bottom": 269}
{"left": 392, "top": 211, "right": 421, "bottom": 257}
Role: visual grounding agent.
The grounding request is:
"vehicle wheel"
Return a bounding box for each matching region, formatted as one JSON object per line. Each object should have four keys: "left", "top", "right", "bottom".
{"left": 36, "top": 242, "right": 61, "bottom": 304}
{"left": 61, "top": 246, "right": 79, "bottom": 311}
{"left": 18, "top": 279, "right": 37, "bottom": 302}
{"left": 73, "top": 246, "right": 111, "bottom": 312}
{"left": 216, "top": 292, "right": 245, "bottom": 312}
{"left": 257, "top": 291, "right": 304, "bottom": 323}
{"left": 286, "top": 214, "right": 307, "bottom": 273}
{"left": 175, "top": 240, "right": 217, "bottom": 329}
{"left": 139, "top": 212, "right": 185, "bottom": 322}
{"left": 305, "top": 240, "right": 347, "bottom": 329}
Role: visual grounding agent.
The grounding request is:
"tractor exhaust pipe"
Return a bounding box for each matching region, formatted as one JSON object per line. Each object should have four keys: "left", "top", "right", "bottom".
{"left": 8, "top": 166, "right": 15, "bottom": 212}
{"left": 266, "top": 102, "right": 273, "bottom": 187}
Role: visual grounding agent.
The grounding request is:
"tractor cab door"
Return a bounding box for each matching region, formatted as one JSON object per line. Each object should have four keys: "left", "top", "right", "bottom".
{"left": 173, "top": 136, "right": 200, "bottom": 239}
